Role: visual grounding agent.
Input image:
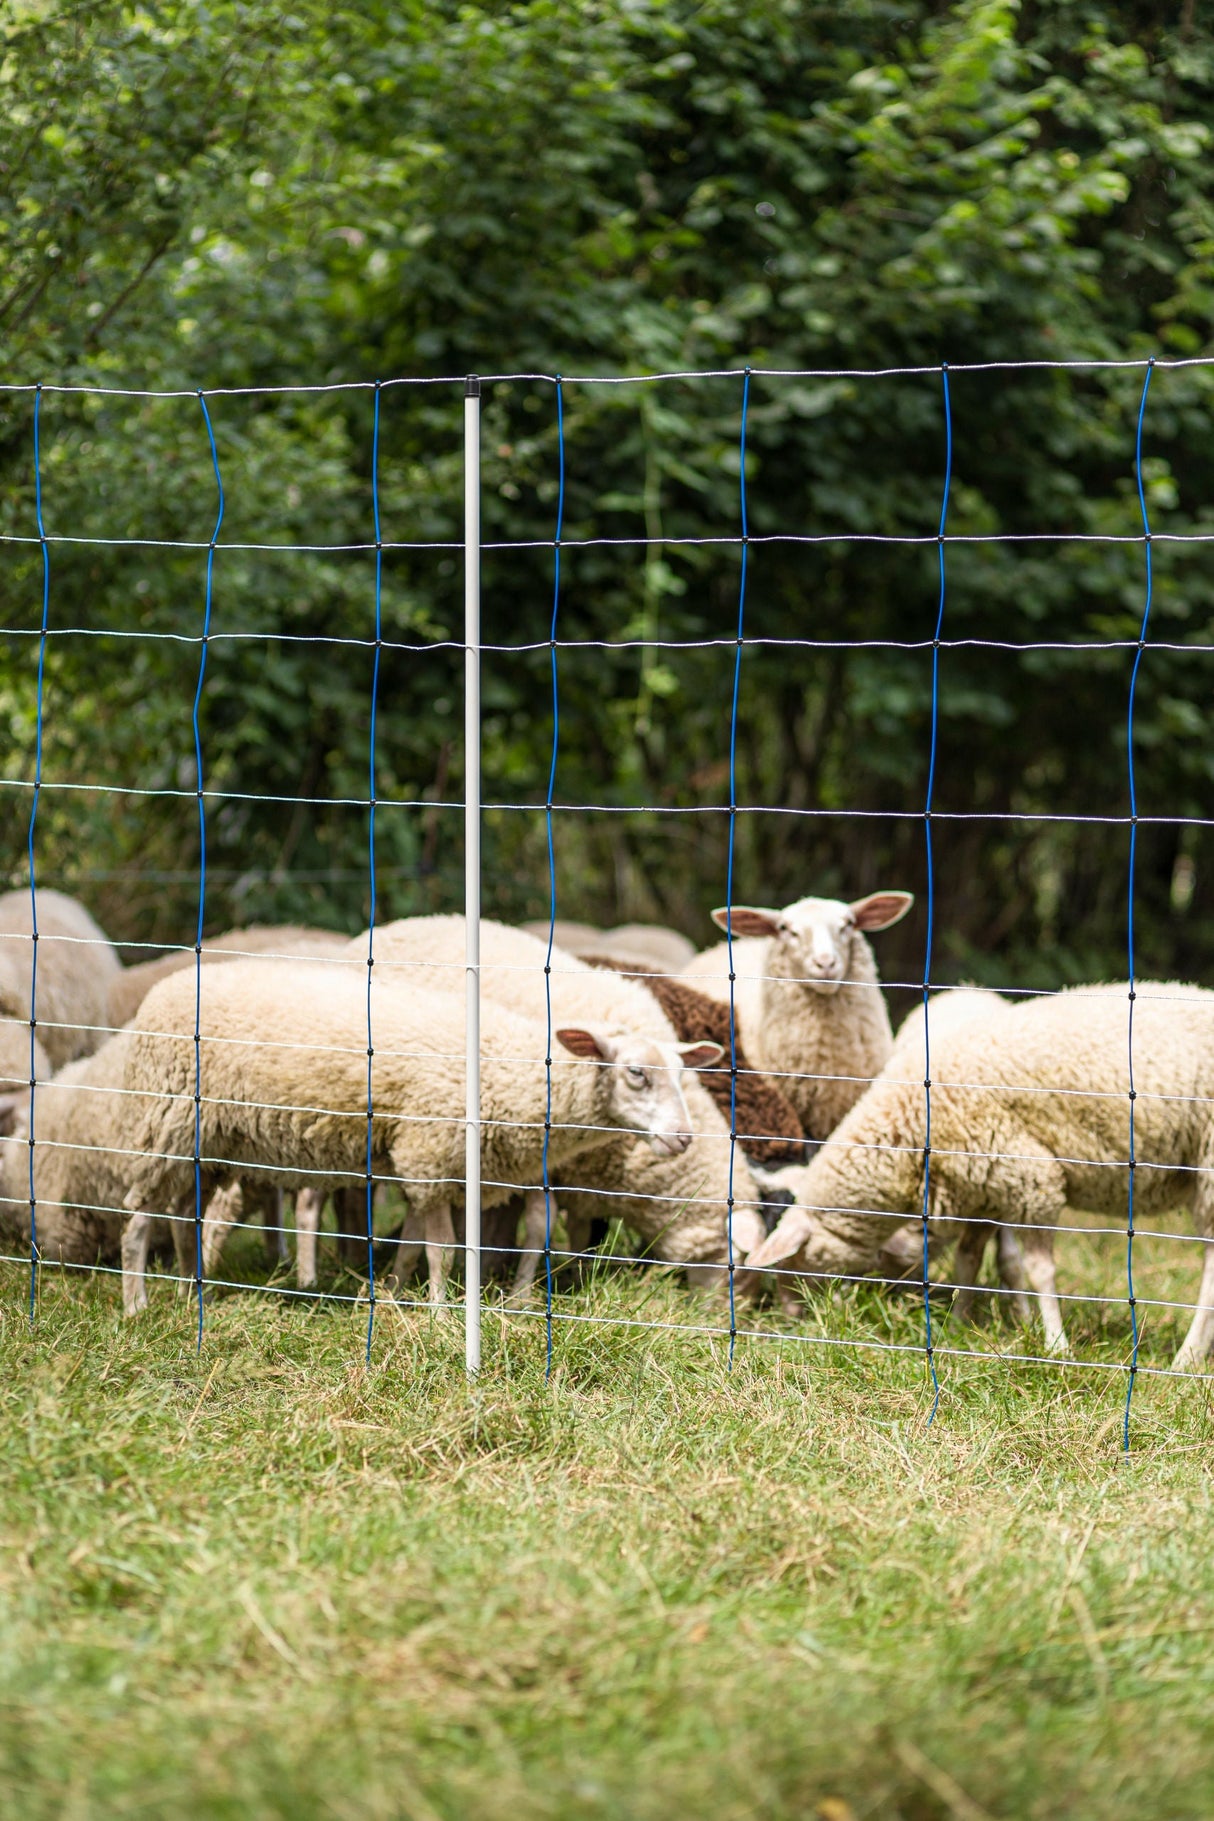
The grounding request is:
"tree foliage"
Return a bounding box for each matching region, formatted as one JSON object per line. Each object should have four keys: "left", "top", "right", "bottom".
{"left": 2, "top": 0, "right": 1213, "bottom": 993}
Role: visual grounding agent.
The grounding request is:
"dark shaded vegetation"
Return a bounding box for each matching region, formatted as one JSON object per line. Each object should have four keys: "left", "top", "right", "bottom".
{"left": 2, "top": 0, "right": 1213, "bottom": 999}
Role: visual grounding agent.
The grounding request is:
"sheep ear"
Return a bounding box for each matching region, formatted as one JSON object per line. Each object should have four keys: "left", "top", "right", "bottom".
{"left": 850, "top": 890, "right": 913, "bottom": 932}
{"left": 740, "top": 1207, "right": 816, "bottom": 1272}
{"left": 676, "top": 1040, "right": 724, "bottom": 1071}
{"left": 0, "top": 1093, "right": 23, "bottom": 1137}
{"left": 555, "top": 1027, "right": 609, "bottom": 1062}
{"left": 710, "top": 906, "right": 783, "bottom": 940}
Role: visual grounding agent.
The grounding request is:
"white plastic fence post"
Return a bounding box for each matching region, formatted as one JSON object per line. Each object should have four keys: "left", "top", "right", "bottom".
{"left": 464, "top": 376, "right": 482, "bottom": 1375}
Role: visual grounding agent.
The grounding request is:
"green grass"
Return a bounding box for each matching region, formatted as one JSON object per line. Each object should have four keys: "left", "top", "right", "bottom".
{"left": 2, "top": 1216, "right": 1214, "bottom": 1820}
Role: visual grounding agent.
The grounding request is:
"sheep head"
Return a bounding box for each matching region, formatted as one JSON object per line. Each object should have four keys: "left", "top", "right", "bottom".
{"left": 556, "top": 1026, "right": 723, "bottom": 1157}
{"left": 710, "top": 891, "right": 913, "bottom": 997}
{"left": 733, "top": 1200, "right": 875, "bottom": 1296}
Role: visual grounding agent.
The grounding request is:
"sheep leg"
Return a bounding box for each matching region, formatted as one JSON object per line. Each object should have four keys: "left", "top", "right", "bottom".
{"left": 1171, "top": 1240, "right": 1214, "bottom": 1374}
{"left": 1018, "top": 1227, "right": 1069, "bottom": 1355}
{"left": 383, "top": 1214, "right": 424, "bottom": 1296}
{"left": 554, "top": 1208, "right": 600, "bottom": 1289}
{"left": 996, "top": 1226, "right": 1034, "bottom": 1327}
{"left": 481, "top": 1200, "right": 523, "bottom": 1284}
{"left": 120, "top": 1204, "right": 156, "bottom": 1316}
{"left": 508, "top": 1189, "right": 551, "bottom": 1301}
{"left": 295, "top": 1186, "right": 325, "bottom": 1290}
{"left": 424, "top": 1202, "right": 456, "bottom": 1307}
{"left": 334, "top": 1185, "right": 366, "bottom": 1268}
{"left": 984, "top": 1139, "right": 1069, "bottom": 1352}
{"left": 877, "top": 1221, "right": 929, "bottom": 1283}
{"left": 1171, "top": 1139, "right": 1214, "bottom": 1371}
{"left": 202, "top": 1181, "right": 243, "bottom": 1281}
{"left": 261, "top": 1188, "right": 288, "bottom": 1267}
{"left": 950, "top": 1220, "right": 993, "bottom": 1323}
{"left": 170, "top": 1199, "right": 197, "bottom": 1299}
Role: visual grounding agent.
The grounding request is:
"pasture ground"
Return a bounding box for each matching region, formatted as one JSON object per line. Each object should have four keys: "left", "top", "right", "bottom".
{"left": 1, "top": 1214, "right": 1213, "bottom": 1819}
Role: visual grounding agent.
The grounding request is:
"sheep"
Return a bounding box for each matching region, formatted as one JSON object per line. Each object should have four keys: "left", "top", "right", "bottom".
{"left": 0, "top": 888, "right": 121, "bottom": 1068}
{"left": 878, "top": 987, "right": 1028, "bottom": 1318}
{"left": 737, "top": 980, "right": 1214, "bottom": 1372}
{"left": 363, "top": 916, "right": 770, "bottom": 1287}
{"left": 115, "top": 956, "right": 717, "bottom": 1315}
{"left": 106, "top": 923, "right": 352, "bottom": 1030}
{"left": 889, "top": 985, "right": 1010, "bottom": 1070}
{"left": 0, "top": 1032, "right": 193, "bottom": 1276}
{"left": 0, "top": 1018, "right": 51, "bottom": 1096}
{"left": 583, "top": 957, "right": 809, "bottom": 1172}
{"left": 290, "top": 1184, "right": 367, "bottom": 1290}
{"left": 105, "top": 926, "right": 356, "bottom": 1275}
{"left": 522, "top": 919, "right": 696, "bottom": 975}
{"left": 681, "top": 890, "right": 913, "bottom": 1139}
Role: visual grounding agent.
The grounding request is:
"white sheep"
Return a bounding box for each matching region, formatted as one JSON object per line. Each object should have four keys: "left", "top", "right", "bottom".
{"left": 877, "top": 986, "right": 1029, "bottom": 1318}
{"left": 0, "top": 1032, "right": 192, "bottom": 1275}
{"left": 738, "top": 980, "right": 1214, "bottom": 1371}
{"left": 106, "top": 923, "right": 352, "bottom": 1031}
{"left": 0, "top": 1018, "right": 51, "bottom": 1096}
{"left": 888, "top": 985, "right": 1010, "bottom": 1071}
{"left": 115, "top": 957, "right": 715, "bottom": 1314}
{"left": 363, "top": 916, "right": 769, "bottom": 1287}
{"left": 0, "top": 888, "right": 121, "bottom": 1068}
{"left": 522, "top": 919, "right": 696, "bottom": 975}
{"left": 681, "top": 890, "right": 913, "bottom": 1139}
{"left": 106, "top": 925, "right": 356, "bottom": 1274}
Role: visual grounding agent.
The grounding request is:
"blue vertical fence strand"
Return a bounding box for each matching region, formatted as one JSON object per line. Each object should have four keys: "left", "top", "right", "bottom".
{"left": 541, "top": 377, "right": 566, "bottom": 1380}
{"left": 919, "top": 364, "right": 952, "bottom": 1425}
{"left": 365, "top": 382, "right": 383, "bottom": 1365}
{"left": 26, "top": 386, "right": 51, "bottom": 1326}
{"left": 194, "top": 393, "right": 225, "bottom": 1352}
{"left": 723, "top": 369, "right": 751, "bottom": 1369}
{"left": 1124, "top": 359, "right": 1155, "bottom": 1451}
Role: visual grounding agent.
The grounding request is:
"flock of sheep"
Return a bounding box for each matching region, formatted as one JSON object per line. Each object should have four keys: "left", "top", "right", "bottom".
{"left": 1, "top": 882, "right": 1213, "bottom": 1373}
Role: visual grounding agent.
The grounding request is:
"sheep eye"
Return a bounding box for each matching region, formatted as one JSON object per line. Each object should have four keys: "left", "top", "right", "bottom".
{"left": 625, "top": 1064, "right": 648, "bottom": 1087}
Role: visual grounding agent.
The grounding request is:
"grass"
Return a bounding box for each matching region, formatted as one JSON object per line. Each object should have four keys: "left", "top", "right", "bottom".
{"left": 2, "top": 1214, "right": 1214, "bottom": 1820}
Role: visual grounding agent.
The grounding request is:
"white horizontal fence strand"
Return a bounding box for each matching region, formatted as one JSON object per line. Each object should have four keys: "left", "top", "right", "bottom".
{"left": 10, "top": 1178, "right": 1214, "bottom": 1306}
{"left": 9, "top": 351, "right": 1214, "bottom": 399}
{"left": 10, "top": 1246, "right": 1214, "bottom": 1383}
{"left": 12, "top": 528, "right": 1214, "bottom": 555}
{"left": 4, "top": 358, "right": 1213, "bottom": 1408}
{"left": 10, "top": 775, "right": 1214, "bottom": 829}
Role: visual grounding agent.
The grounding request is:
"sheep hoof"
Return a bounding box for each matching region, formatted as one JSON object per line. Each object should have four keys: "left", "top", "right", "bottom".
{"left": 1045, "top": 1331, "right": 1072, "bottom": 1357}
{"left": 123, "top": 1291, "right": 148, "bottom": 1318}
{"left": 1170, "top": 1345, "right": 1207, "bottom": 1375}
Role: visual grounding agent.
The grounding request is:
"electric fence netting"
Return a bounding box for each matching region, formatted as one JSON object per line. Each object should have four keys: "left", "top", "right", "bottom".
{"left": 4, "top": 357, "right": 1214, "bottom": 1451}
